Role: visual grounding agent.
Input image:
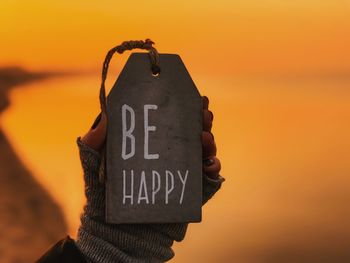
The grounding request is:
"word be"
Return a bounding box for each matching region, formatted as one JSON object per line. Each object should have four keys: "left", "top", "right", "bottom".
{"left": 122, "top": 104, "right": 159, "bottom": 160}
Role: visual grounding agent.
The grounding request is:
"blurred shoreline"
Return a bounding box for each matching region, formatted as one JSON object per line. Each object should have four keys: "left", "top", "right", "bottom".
{"left": 0, "top": 67, "right": 59, "bottom": 112}
{"left": 0, "top": 67, "right": 67, "bottom": 263}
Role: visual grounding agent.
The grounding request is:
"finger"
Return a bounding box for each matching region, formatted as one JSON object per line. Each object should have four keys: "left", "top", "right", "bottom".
{"left": 203, "top": 156, "right": 221, "bottom": 179}
{"left": 90, "top": 112, "right": 102, "bottom": 129}
{"left": 202, "top": 96, "right": 209, "bottom": 110}
{"left": 93, "top": 111, "right": 107, "bottom": 136}
{"left": 203, "top": 109, "right": 213, "bottom": 132}
{"left": 202, "top": 131, "right": 216, "bottom": 158}
{"left": 81, "top": 111, "right": 107, "bottom": 151}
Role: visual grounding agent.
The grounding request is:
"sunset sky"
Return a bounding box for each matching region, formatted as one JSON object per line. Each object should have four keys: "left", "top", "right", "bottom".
{"left": 1, "top": 1, "right": 350, "bottom": 262}
{"left": 1, "top": 0, "right": 349, "bottom": 75}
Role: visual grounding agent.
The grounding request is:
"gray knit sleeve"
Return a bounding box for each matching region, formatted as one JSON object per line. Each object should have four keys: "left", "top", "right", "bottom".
{"left": 75, "top": 137, "right": 224, "bottom": 263}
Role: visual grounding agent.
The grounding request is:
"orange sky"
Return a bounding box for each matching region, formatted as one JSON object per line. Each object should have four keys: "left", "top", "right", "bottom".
{"left": 1, "top": 1, "right": 350, "bottom": 262}
{"left": 1, "top": 0, "right": 349, "bottom": 76}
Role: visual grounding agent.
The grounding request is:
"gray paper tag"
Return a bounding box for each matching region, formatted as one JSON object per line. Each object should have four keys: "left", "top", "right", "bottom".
{"left": 106, "top": 53, "right": 202, "bottom": 223}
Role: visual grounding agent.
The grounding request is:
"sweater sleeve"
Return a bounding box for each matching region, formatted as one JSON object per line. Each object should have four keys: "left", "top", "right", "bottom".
{"left": 75, "top": 138, "right": 224, "bottom": 263}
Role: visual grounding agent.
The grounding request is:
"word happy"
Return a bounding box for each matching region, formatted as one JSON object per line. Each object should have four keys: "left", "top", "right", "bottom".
{"left": 120, "top": 104, "right": 189, "bottom": 205}
{"left": 123, "top": 169, "right": 188, "bottom": 205}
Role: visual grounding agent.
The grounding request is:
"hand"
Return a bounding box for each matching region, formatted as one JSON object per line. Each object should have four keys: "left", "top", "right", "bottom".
{"left": 81, "top": 96, "right": 221, "bottom": 179}
{"left": 201, "top": 96, "right": 221, "bottom": 179}
{"left": 81, "top": 111, "right": 107, "bottom": 151}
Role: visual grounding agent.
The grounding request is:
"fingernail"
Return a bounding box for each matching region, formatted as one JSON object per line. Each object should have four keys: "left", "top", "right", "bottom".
{"left": 91, "top": 113, "right": 102, "bottom": 129}
{"left": 204, "top": 158, "right": 214, "bottom": 166}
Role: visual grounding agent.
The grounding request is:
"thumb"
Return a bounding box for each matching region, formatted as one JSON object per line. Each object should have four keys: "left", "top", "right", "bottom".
{"left": 81, "top": 112, "right": 107, "bottom": 151}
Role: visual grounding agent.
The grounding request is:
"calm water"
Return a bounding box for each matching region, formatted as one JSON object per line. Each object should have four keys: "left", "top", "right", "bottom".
{"left": 2, "top": 74, "right": 350, "bottom": 262}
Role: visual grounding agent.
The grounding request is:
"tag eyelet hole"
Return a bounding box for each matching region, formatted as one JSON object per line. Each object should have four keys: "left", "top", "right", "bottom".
{"left": 151, "top": 65, "right": 161, "bottom": 77}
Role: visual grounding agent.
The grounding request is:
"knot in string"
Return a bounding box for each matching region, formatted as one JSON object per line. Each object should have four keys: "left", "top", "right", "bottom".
{"left": 99, "top": 39, "right": 160, "bottom": 113}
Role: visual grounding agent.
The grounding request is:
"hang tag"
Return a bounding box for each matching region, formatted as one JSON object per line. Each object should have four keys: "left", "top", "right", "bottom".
{"left": 106, "top": 52, "right": 202, "bottom": 223}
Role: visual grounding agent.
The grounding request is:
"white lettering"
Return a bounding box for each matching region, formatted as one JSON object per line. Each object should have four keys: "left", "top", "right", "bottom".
{"left": 165, "top": 170, "right": 175, "bottom": 204}
{"left": 122, "top": 170, "right": 189, "bottom": 205}
{"left": 123, "top": 170, "right": 134, "bottom": 204}
{"left": 137, "top": 171, "right": 149, "bottom": 204}
{"left": 122, "top": 104, "right": 135, "bottom": 160}
{"left": 177, "top": 170, "right": 188, "bottom": 204}
{"left": 144, "top": 104, "right": 159, "bottom": 160}
{"left": 152, "top": 170, "right": 161, "bottom": 204}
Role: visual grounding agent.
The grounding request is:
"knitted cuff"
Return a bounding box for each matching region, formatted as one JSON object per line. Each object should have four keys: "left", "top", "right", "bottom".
{"left": 77, "top": 228, "right": 147, "bottom": 263}
{"left": 77, "top": 214, "right": 175, "bottom": 263}
{"left": 77, "top": 137, "right": 105, "bottom": 219}
{"left": 76, "top": 137, "right": 224, "bottom": 263}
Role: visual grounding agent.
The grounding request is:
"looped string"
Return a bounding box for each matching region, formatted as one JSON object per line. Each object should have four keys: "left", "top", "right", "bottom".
{"left": 99, "top": 39, "right": 160, "bottom": 113}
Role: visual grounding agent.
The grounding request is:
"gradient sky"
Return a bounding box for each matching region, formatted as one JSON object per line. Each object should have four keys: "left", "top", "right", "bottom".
{"left": 1, "top": 0, "right": 349, "bottom": 76}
